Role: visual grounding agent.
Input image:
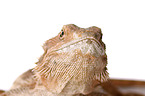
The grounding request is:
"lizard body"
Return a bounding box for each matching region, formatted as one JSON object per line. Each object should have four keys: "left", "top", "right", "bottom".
{"left": 0, "top": 24, "right": 145, "bottom": 96}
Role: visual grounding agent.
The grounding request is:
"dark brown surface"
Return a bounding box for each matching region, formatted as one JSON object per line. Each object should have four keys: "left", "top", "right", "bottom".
{"left": 101, "top": 79, "right": 145, "bottom": 96}
{"left": 110, "top": 79, "right": 145, "bottom": 87}
{"left": 0, "top": 90, "right": 5, "bottom": 94}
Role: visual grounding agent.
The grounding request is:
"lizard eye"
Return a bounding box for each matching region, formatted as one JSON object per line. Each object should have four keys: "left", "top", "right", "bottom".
{"left": 60, "top": 30, "right": 64, "bottom": 37}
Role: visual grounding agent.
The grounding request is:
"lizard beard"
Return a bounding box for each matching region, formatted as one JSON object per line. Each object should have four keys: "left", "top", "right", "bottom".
{"left": 34, "top": 49, "right": 108, "bottom": 94}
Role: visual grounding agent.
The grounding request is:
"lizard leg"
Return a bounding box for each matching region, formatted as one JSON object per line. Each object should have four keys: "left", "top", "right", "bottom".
{"left": 10, "top": 69, "right": 36, "bottom": 89}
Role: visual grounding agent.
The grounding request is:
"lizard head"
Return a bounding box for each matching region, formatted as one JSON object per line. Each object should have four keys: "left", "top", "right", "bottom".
{"left": 34, "top": 24, "right": 108, "bottom": 95}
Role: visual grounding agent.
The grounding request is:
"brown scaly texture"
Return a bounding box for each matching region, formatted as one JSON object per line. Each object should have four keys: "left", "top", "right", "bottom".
{"left": 0, "top": 24, "right": 145, "bottom": 96}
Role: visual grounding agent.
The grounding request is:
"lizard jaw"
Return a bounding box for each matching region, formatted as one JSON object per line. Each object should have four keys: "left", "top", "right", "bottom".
{"left": 56, "top": 37, "right": 105, "bottom": 57}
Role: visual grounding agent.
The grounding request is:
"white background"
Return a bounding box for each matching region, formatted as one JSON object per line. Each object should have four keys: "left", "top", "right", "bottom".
{"left": 0, "top": 0, "right": 145, "bottom": 90}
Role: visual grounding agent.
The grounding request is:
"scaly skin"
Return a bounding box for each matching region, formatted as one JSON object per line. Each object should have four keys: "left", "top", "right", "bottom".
{"left": 0, "top": 24, "right": 144, "bottom": 96}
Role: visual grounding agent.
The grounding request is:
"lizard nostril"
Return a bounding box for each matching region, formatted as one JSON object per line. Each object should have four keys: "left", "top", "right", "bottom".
{"left": 86, "top": 39, "right": 92, "bottom": 44}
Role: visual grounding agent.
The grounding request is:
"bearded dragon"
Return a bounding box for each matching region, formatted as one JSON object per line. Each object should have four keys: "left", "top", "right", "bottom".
{"left": 0, "top": 24, "right": 145, "bottom": 96}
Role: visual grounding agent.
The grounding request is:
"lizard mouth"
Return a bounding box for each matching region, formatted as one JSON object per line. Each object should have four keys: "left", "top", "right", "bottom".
{"left": 56, "top": 37, "right": 105, "bottom": 57}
